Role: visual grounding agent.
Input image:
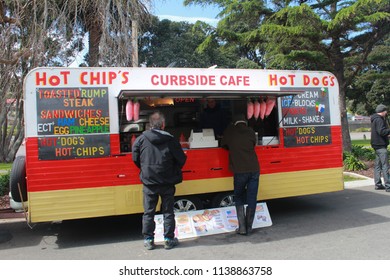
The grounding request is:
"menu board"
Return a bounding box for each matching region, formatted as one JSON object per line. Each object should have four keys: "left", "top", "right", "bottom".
{"left": 38, "top": 134, "right": 110, "bottom": 160}
{"left": 36, "top": 87, "right": 110, "bottom": 160}
{"left": 281, "top": 87, "right": 332, "bottom": 148}
{"left": 283, "top": 126, "right": 332, "bottom": 147}
{"left": 280, "top": 87, "right": 330, "bottom": 126}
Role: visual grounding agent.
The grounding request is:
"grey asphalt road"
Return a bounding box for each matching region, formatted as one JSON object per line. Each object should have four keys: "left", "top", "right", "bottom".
{"left": 1, "top": 183, "right": 390, "bottom": 260}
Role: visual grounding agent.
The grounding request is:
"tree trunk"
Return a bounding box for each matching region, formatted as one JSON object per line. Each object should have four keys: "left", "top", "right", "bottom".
{"left": 85, "top": 2, "right": 103, "bottom": 68}
{"left": 88, "top": 22, "right": 102, "bottom": 67}
{"left": 132, "top": 19, "right": 138, "bottom": 67}
{"left": 329, "top": 33, "right": 351, "bottom": 152}
{"left": 339, "top": 84, "right": 352, "bottom": 152}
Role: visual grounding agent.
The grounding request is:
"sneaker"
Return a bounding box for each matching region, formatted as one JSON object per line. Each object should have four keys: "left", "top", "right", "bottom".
{"left": 375, "top": 185, "right": 386, "bottom": 190}
{"left": 164, "top": 237, "right": 179, "bottom": 250}
{"left": 386, "top": 188, "right": 390, "bottom": 192}
{"left": 144, "top": 238, "right": 156, "bottom": 250}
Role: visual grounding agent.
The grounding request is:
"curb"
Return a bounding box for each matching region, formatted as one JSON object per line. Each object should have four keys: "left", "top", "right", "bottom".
{"left": 0, "top": 208, "right": 25, "bottom": 220}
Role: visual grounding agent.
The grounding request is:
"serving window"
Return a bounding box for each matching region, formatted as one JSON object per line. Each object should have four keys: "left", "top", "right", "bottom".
{"left": 117, "top": 94, "right": 281, "bottom": 153}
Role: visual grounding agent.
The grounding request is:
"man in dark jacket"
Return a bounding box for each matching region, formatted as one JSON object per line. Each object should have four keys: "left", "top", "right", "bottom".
{"left": 370, "top": 104, "right": 390, "bottom": 191}
{"left": 221, "top": 114, "right": 260, "bottom": 235}
{"left": 132, "top": 111, "right": 187, "bottom": 250}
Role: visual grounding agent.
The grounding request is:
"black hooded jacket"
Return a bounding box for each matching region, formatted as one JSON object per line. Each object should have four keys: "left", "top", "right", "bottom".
{"left": 132, "top": 129, "right": 187, "bottom": 187}
{"left": 221, "top": 122, "right": 260, "bottom": 174}
{"left": 370, "top": 113, "right": 390, "bottom": 150}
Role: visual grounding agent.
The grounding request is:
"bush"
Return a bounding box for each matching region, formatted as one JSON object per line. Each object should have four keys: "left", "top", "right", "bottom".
{"left": 351, "top": 145, "right": 375, "bottom": 161}
{"left": 0, "top": 172, "right": 10, "bottom": 196}
{"left": 343, "top": 152, "right": 367, "bottom": 171}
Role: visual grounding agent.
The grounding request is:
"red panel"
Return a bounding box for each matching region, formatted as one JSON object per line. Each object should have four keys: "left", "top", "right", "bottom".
{"left": 25, "top": 126, "right": 342, "bottom": 192}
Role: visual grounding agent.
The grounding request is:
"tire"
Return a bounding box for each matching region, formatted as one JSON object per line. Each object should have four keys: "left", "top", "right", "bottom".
{"left": 10, "top": 156, "right": 27, "bottom": 203}
{"left": 173, "top": 196, "right": 203, "bottom": 212}
{"left": 211, "top": 192, "right": 235, "bottom": 208}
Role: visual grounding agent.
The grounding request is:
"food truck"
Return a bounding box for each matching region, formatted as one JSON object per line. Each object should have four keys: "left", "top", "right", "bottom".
{"left": 10, "top": 67, "right": 343, "bottom": 223}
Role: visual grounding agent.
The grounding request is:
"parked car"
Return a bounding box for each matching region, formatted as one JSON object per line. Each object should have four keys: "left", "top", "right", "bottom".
{"left": 352, "top": 115, "right": 370, "bottom": 122}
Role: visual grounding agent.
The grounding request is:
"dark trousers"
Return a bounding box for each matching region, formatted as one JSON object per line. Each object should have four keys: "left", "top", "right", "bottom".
{"left": 142, "top": 185, "right": 176, "bottom": 240}
{"left": 233, "top": 171, "right": 260, "bottom": 209}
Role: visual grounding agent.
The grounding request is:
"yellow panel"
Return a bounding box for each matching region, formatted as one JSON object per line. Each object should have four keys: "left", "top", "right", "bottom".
{"left": 259, "top": 167, "right": 344, "bottom": 200}
{"left": 176, "top": 177, "right": 234, "bottom": 195}
{"left": 28, "top": 167, "right": 343, "bottom": 223}
{"left": 29, "top": 185, "right": 144, "bottom": 223}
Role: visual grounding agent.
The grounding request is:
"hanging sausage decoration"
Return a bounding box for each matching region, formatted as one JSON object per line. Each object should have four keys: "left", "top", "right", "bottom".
{"left": 260, "top": 98, "right": 266, "bottom": 120}
{"left": 253, "top": 99, "right": 260, "bottom": 120}
{"left": 247, "top": 99, "right": 254, "bottom": 119}
{"left": 265, "top": 96, "right": 276, "bottom": 117}
{"left": 133, "top": 98, "right": 140, "bottom": 121}
{"left": 126, "top": 99, "right": 133, "bottom": 121}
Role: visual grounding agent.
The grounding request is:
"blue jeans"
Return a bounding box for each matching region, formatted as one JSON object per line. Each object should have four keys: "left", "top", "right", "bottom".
{"left": 374, "top": 148, "right": 390, "bottom": 188}
{"left": 142, "top": 185, "right": 176, "bottom": 240}
{"left": 233, "top": 171, "right": 260, "bottom": 209}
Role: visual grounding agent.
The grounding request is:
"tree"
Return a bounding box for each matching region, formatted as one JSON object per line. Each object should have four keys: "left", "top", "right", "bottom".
{"left": 139, "top": 17, "right": 240, "bottom": 68}
{"left": 55, "top": 0, "right": 151, "bottom": 67}
{"left": 348, "top": 34, "right": 390, "bottom": 115}
{"left": 0, "top": 0, "right": 51, "bottom": 163}
{"left": 262, "top": 0, "right": 390, "bottom": 151}
{"left": 185, "top": 0, "right": 273, "bottom": 68}
{"left": 185, "top": 0, "right": 390, "bottom": 151}
{"left": 0, "top": 0, "right": 151, "bottom": 162}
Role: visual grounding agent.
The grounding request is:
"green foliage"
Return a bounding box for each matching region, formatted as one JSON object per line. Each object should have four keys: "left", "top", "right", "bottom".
{"left": 347, "top": 34, "right": 390, "bottom": 115}
{"left": 331, "top": 0, "right": 389, "bottom": 30}
{"left": 351, "top": 145, "right": 376, "bottom": 161}
{"left": 185, "top": 0, "right": 390, "bottom": 152}
{"left": 343, "top": 152, "right": 367, "bottom": 171}
{"left": 0, "top": 172, "right": 10, "bottom": 196}
{"left": 344, "top": 175, "right": 366, "bottom": 182}
{"left": 0, "top": 163, "right": 12, "bottom": 170}
{"left": 236, "top": 58, "right": 261, "bottom": 69}
{"left": 138, "top": 17, "right": 240, "bottom": 68}
{"left": 351, "top": 139, "right": 370, "bottom": 146}
{"left": 343, "top": 143, "right": 377, "bottom": 171}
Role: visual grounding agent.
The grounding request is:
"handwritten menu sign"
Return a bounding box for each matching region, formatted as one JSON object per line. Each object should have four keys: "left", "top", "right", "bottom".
{"left": 36, "top": 87, "right": 110, "bottom": 160}
{"left": 38, "top": 135, "right": 110, "bottom": 160}
{"left": 280, "top": 87, "right": 330, "bottom": 126}
{"left": 283, "top": 126, "right": 332, "bottom": 147}
{"left": 281, "top": 87, "right": 332, "bottom": 148}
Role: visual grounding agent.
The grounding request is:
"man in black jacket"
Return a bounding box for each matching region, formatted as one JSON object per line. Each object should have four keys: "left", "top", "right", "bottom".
{"left": 221, "top": 114, "right": 260, "bottom": 235}
{"left": 132, "top": 111, "right": 187, "bottom": 250}
{"left": 370, "top": 104, "right": 390, "bottom": 191}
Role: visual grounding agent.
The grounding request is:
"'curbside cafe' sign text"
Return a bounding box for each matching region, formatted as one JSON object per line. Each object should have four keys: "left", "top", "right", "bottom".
{"left": 36, "top": 87, "right": 111, "bottom": 160}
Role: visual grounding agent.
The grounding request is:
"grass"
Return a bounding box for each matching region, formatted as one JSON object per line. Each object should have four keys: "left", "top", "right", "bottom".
{"left": 351, "top": 139, "right": 370, "bottom": 146}
{"left": 0, "top": 163, "right": 12, "bottom": 171}
{"left": 344, "top": 174, "right": 366, "bottom": 182}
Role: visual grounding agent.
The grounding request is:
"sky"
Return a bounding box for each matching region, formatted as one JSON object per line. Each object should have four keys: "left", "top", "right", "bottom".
{"left": 152, "top": 0, "right": 221, "bottom": 25}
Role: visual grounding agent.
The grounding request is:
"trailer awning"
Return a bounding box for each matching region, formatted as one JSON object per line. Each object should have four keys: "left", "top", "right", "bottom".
{"left": 117, "top": 90, "right": 302, "bottom": 99}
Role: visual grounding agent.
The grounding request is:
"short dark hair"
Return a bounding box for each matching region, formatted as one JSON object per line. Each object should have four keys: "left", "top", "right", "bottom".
{"left": 149, "top": 111, "right": 165, "bottom": 129}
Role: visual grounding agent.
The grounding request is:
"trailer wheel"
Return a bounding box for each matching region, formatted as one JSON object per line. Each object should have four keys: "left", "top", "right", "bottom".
{"left": 211, "top": 192, "right": 235, "bottom": 208}
{"left": 10, "top": 156, "right": 27, "bottom": 203}
{"left": 174, "top": 196, "right": 203, "bottom": 212}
